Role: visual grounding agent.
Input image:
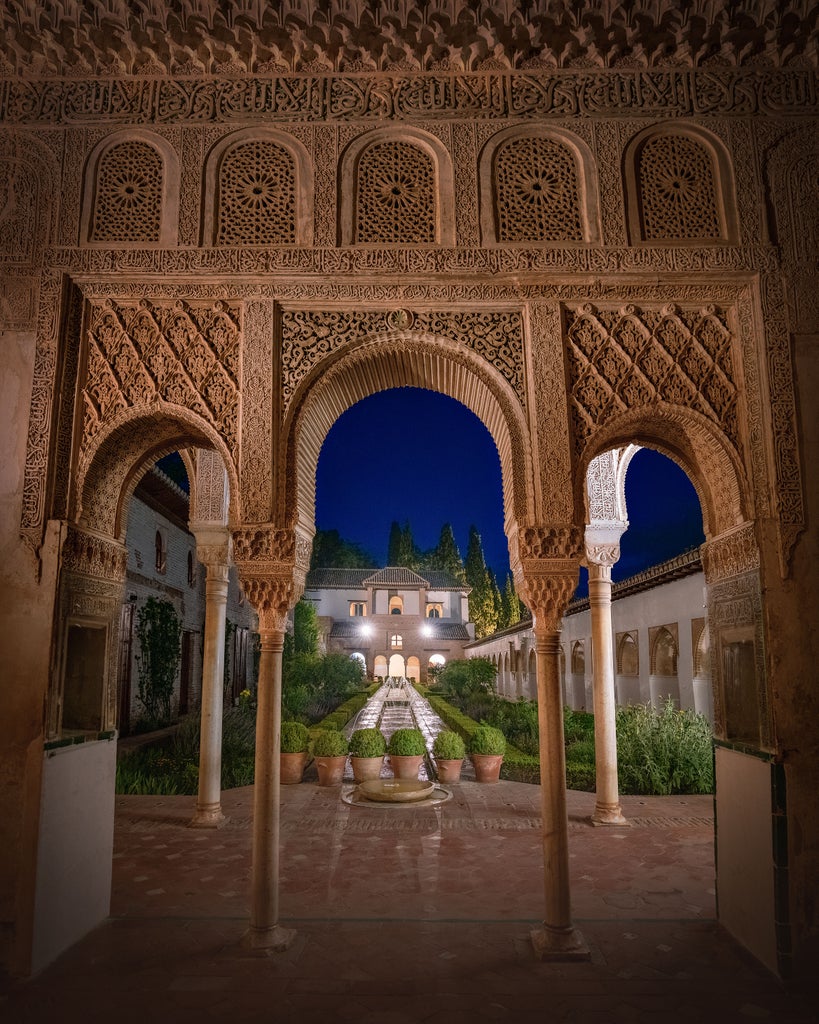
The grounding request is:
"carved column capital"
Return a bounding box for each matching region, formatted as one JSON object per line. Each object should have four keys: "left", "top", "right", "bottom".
{"left": 191, "top": 522, "right": 233, "bottom": 573}
{"left": 512, "top": 524, "right": 582, "bottom": 633}
{"left": 584, "top": 520, "right": 627, "bottom": 570}
{"left": 233, "top": 524, "right": 305, "bottom": 632}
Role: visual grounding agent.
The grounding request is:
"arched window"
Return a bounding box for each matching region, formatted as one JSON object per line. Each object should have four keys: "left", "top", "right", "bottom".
{"left": 155, "top": 530, "right": 166, "bottom": 574}
{"left": 216, "top": 139, "right": 297, "bottom": 245}
{"left": 389, "top": 596, "right": 403, "bottom": 615}
{"left": 494, "top": 135, "right": 584, "bottom": 242}
{"left": 571, "top": 641, "right": 585, "bottom": 675}
{"left": 624, "top": 126, "right": 736, "bottom": 244}
{"left": 187, "top": 550, "right": 194, "bottom": 587}
{"left": 618, "top": 632, "right": 639, "bottom": 676}
{"left": 429, "top": 653, "right": 446, "bottom": 669}
{"left": 374, "top": 654, "right": 388, "bottom": 678}
{"left": 349, "top": 601, "right": 367, "bottom": 617}
{"left": 355, "top": 140, "right": 436, "bottom": 244}
{"left": 89, "top": 140, "right": 164, "bottom": 243}
{"left": 390, "top": 634, "right": 403, "bottom": 649}
{"left": 652, "top": 627, "right": 678, "bottom": 676}
{"left": 426, "top": 605, "right": 441, "bottom": 618}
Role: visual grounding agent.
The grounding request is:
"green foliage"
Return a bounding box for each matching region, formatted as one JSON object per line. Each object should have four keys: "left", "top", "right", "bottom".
{"left": 432, "top": 730, "right": 466, "bottom": 760}
{"left": 282, "top": 650, "right": 364, "bottom": 722}
{"left": 280, "top": 720, "right": 310, "bottom": 753}
{"left": 485, "top": 698, "right": 540, "bottom": 756}
{"left": 349, "top": 727, "right": 386, "bottom": 758}
{"left": 465, "top": 525, "right": 499, "bottom": 638}
{"left": 293, "top": 600, "right": 319, "bottom": 655}
{"left": 135, "top": 597, "right": 182, "bottom": 724}
{"left": 310, "top": 529, "right": 377, "bottom": 569}
{"left": 387, "top": 728, "right": 427, "bottom": 756}
{"left": 563, "top": 708, "right": 595, "bottom": 744}
{"left": 499, "top": 573, "right": 523, "bottom": 629}
{"left": 312, "top": 729, "right": 349, "bottom": 757}
{"left": 428, "top": 523, "right": 466, "bottom": 582}
{"left": 469, "top": 724, "right": 507, "bottom": 756}
{"left": 223, "top": 619, "right": 236, "bottom": 699}
{"left": 115, "top": 707, "right": 256, "bottom": 795}
{"left": 310, "top": 685, "right": 377, "bottom": 733}
{"left": 616, "top": 700, "right": 714, "bottom": 795}
{"left": 436, "top": 657, "right": 496, "bottom": 698}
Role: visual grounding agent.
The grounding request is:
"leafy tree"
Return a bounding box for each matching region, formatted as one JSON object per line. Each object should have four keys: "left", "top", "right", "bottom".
{"left": 310, "top": 528, "right": 376, "bottom": 569}
{"left": 436, "top": 657, "right": 496, "bottom": 698}
{"left": 135, "top": 597, "right": 182, "bottom": 724}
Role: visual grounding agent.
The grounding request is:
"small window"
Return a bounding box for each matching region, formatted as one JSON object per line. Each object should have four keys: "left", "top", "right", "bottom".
{"left": 349, "top": 601, "right": 367, "bottom": 617}
{"left": 187, "top": 550, "right": 194, "bottom": 587}
{"left": 389, "top": 596, "right": 403, "bottom": 615}
{"left": 155, "top": 530, "right": 167, "bottom": 574}
{"left": 426, "top": 604, "right": 442, "bottom": 618}
{"left": 390, "top": 634, "right": 403, "bottom": 649}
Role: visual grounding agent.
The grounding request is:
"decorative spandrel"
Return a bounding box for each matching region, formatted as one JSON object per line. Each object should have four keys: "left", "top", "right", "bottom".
{"left": 82, "top": 299, "right": 241, "bottom": 458}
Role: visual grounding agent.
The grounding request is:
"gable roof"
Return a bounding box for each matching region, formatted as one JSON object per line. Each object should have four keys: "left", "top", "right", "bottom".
{"left": 304, "top": 566, "right": 469, "bottom": 592}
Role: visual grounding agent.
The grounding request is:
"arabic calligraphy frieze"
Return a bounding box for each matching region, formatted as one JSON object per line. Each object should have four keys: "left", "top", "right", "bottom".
{"left": 1, "top": 70, "right": 816, "bottom": 126}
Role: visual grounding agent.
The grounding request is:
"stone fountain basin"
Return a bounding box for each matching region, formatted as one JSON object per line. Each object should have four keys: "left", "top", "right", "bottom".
{"left": 357, "top": 779, "right": 435, "bottom": 803}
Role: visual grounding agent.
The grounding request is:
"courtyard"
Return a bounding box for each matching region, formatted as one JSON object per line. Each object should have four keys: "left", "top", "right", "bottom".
{"left": 2, "top": 776, "right": 815, "bottom": 1024}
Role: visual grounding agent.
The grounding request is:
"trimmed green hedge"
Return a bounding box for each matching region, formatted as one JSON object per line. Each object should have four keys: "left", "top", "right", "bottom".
{"left": 426, "top": 694, "right": 540, "bottom": 783}
{"left": 308, "top": 683, "right": 379, "bottom": 738}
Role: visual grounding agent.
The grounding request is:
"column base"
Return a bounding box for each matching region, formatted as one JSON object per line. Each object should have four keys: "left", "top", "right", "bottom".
{"left": 530, "top": 924, "right": 590, "bottom": 961}
{"left": 591, "top": 802, "right": 629, "bottom": 826}
{"left": 242, "top": 924, "right": 297, "bottom": 953}
{"left": 188, "top": 804, "right": 228, "bottom": 829}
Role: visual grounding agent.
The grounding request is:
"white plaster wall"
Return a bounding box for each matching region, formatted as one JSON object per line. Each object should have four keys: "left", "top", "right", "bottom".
{"left": 32, "top": 738, "right": 117, "bottom": 974}
{"left": 305, "top": 587, "right": 366, "bottom": 619}
{"left": 715, "top": 746, "right": 777, "bottom": 975}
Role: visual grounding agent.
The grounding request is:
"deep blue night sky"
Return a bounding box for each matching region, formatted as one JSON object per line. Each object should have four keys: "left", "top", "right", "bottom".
{"left": 315, "top": 387, "right": 705, "bottom": 596}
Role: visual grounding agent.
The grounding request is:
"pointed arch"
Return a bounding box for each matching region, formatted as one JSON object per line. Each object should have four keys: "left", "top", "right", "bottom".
{"left": 282, "top": 330, "right": 535, "bottom": 554}
{"left": 75, "top": 404, "right": 239, "bottom": 542}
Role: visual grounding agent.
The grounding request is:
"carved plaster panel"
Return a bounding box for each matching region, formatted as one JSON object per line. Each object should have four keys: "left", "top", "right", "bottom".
{"left": 701, "top": 523, "right": 760, "bottom": 584}
{"left": 280, "top": 307, "right": 524, "bottom": 414}
{"left": 2, "top": 73, "right": 817, "bottom": 127}
{"left": 81, "top": 298, "right": 241, "bottom": 462}
{"left": 61, "top": 524, "right": 128, "bottom": 583}
{"left": 241, "top": 300, "right": 274, "bottom": 523}
{"left": 567, "top": 302, "right": 739, "bottom": 455}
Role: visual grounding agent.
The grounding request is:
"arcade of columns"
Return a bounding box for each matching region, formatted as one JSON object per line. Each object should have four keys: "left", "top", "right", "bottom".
{"left": 1, "top": 0, "right": 818, "bottom": 985}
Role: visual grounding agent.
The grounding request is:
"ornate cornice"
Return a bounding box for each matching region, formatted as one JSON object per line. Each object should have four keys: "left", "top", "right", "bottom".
{"left": 1, "top": 2, "right": 816, "bottom": 78}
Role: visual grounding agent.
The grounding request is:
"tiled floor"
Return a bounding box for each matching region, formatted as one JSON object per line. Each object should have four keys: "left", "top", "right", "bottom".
{"left": 3, "top": 779, "right": 816, "bottom": 1023}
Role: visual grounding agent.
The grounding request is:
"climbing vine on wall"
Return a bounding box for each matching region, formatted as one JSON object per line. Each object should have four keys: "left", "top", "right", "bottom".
{"left": 135, "top": 597, "right": 182, "bottom": 724}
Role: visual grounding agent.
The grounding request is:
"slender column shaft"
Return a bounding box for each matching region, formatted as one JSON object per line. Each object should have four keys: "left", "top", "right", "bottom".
{"left": 190, "top": 563, "right": 229, "bottom": 828}
{"left": 589, "top": 563, "right": 627, "bottom": 825}
{"left": 245, "top": 629, "right": 294, "bottom": 950}
{"left": 534, "top": 627, "right": 573, "bottom": 931}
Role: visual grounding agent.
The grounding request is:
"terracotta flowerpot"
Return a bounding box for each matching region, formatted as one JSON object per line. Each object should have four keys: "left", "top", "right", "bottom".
{"left": 350, "top": 755, "right": 384, "bottom": 782}
{"left": 389, "top": 754, "right": 424, "bottom": 780}
{"left": 471, "top": 753, "right": 503, "bottom": 783}
{"left": 280, "top": 751, "right": 308, "bottom": 785}
{"left": 435, "top": 758, "right": 463, "bottom": 784}
{"left": 316, "top": 754, "right": 348, "bottom": 787}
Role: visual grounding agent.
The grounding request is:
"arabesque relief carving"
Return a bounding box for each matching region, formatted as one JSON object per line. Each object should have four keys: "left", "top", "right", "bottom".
{"left": 281, "top": 308, "right": 524, "bottom": 413}
{"left": 61, "top": 523, "right": 128, "bottom": 582}
{"left": 701, "top": 522, "right": 760, "bottom": 584}
{"left": 81, "top": 298, "right": 241, "bottom": 461}
{"left": 567, "top": 302, "right": 738, "bottom": 456}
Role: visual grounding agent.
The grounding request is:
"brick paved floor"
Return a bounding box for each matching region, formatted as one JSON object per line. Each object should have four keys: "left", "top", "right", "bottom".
{"left": 2, "top": 779, "right": 816, "bottom": 1024}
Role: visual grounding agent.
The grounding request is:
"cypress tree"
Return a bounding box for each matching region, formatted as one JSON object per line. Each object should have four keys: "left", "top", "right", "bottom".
{"left": 501, "top": 572, "right": 522, "bottom": 628}
{"left": 432, "top": 522, "right": 466, "bottom": 582}
{"left": 465, "top": 525, "right": 498, "bottom": 639}
{"left": 387, "top": 520, "right": 403, "bottom": 564}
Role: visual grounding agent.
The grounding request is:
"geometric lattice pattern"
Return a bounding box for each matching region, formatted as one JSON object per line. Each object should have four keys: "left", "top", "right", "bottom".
{"left": 355, "top": 142, "right": 436, "bottom": 243}
{"left": 89, "top": 141, "right": 163, "bottom": 243}
{"left": 217, "top": 140, "right": 296, "bottom": 245}
{"left": 567, "top": 305, "right": 737, "bottom": 452}
{"left": 637, "top": 134, "right": 721, "bottom": 240}
{"left": 495, "top": 137, "right": 583, "bottom": 242}
{"left": 82, "top": 300, "right": 240, "bottom": 456}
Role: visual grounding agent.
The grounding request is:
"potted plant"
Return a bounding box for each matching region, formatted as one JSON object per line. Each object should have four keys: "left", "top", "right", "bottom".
{"left": 280, "top": 720, "right": 310, "bottom": 785}
{"left": 387, "top": 727, "right": 427, "bottom": 780}
{"left": 432, "top": 730, "right": 466, "bottom": 783}
{"left": 349, "top": 727, "right": 386, "bottom": 782}
{"left": 313, "top": 729, "right": 349, "bottom": 787}
{"left": 469, "top": 725, "right": 506, "bottom": 783}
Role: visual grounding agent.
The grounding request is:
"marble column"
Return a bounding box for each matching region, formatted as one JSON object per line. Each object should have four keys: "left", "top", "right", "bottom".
{"left": 189, "top": 528, "right": 232, "bottom": 829}
{"left": 244, "top": 622, "right": 295, "bottom": 951}
{"left": 519, "top": 542, "right": 589, "bottom": 961}
{"left": 586, "top": 529, "right": 628, "bottom": 826}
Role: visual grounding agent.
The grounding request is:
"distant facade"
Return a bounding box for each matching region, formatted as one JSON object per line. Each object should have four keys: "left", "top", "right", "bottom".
{"left": 304, "top": 566, "right": 473, "bottom": 682}
{"left": 119, "top": 466, "right": 257, "bottom": 733}
{"left": 467, "top": 551, "right": 712, "bottom": 723}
